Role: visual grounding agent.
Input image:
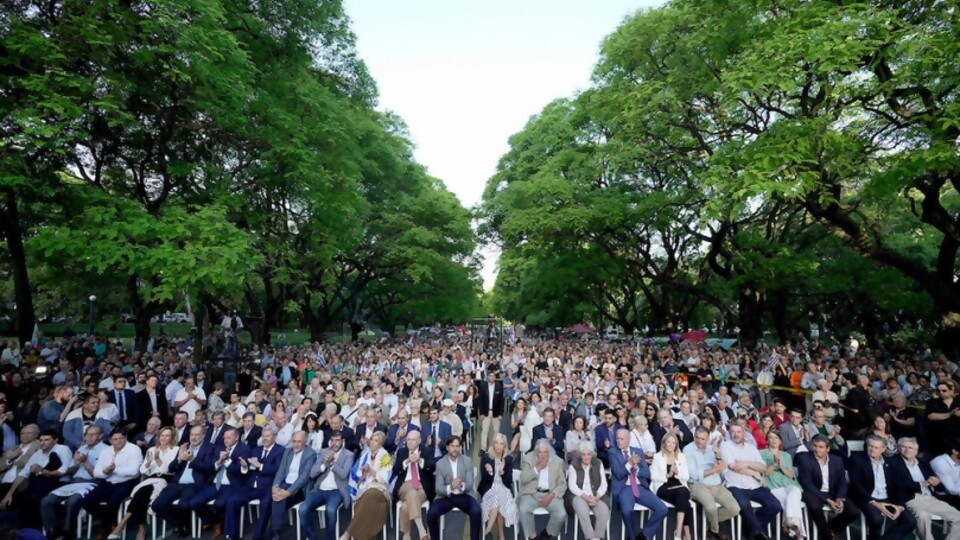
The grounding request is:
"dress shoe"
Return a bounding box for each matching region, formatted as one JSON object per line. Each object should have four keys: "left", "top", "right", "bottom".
{"left": 635, "top": 534, "right": 648, "bottom": 540}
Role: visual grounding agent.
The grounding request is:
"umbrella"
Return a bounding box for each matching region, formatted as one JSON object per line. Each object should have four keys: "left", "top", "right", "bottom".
{"left": 680, "top": 330, "right": 708, "bottom": 342}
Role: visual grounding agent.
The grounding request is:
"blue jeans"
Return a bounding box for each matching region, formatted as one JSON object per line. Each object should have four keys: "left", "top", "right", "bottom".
{"left": 298, "top": 489, "right": 343, "bottom": 540}
{"left": 727, "top": 486, "right": 782, "bottom": 536}
{"left": 616, "top": 486, "right": 668, "bottom": 540}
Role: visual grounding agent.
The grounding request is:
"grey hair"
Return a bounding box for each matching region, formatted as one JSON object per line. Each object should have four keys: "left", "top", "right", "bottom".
{"left": 578, "top": 441, "right": 595, "bottom": 455}
{"left": 534, "top": 439, "right": 553, "bottom": 453}
{"left": 865, "top": 434, "right": 885, "bottom": 447}
{"left": 897, "top": 437, "right": 919, "bottom": 449}
{"left": 261, "top": 426, "right": 276, "bottom": 437}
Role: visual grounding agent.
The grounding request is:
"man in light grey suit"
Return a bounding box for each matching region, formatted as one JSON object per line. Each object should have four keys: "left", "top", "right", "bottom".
{"left": 518, "top": 439, "right": 568, "bottom": 540}
{"left": 299, "top": 432, "right": 354, "bottom": 540}
{"left": 426, "top": 435, "right": 482, "bottom": 540}
{"left": 259, "top": 431, "right": 317, "bottom": 540}
{"left": 779, "top": 409, "right": 810, "bottom": 457}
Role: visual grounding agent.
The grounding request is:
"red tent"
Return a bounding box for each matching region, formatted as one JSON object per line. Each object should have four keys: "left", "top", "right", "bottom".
{"left": 563, "top": 323, "right": 597, "bottom": 334}
{"left": 681, "top": 330, "right": 708, "bottom": 342}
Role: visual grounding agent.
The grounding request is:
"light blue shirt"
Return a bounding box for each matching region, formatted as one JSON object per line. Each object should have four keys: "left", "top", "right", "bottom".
{"left": 870, "top": 458, "right": 888, "bottom": 499}
{"left": 684, "top": 442, "right": 721, "bottom": 487}
{"left": 74, "top": 443, "right": 108, "bottom": 481}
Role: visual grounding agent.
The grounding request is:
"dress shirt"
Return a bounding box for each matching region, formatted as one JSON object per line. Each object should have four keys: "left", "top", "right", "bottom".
{"left": 115, "top": 391, "right": 127, "bottom": 421}
{"left": 285, "top": 450, "right": 303, "bottom": 485}
{"left": 21, "top": 445, "right": 72, "bottom": 478}
{"left": 275, "top": 424, "right": 294, "bottom": 447}
{"left": 74, "top": 443, "right": 107, "bottom": 481}
{"left": 1, "top": 443, "right": 31, "bottom": 483}
{"left": 870, "top": 458, "right": 888, "bottom": 499}
{"left": 488, "top": 385, "right": 495, "bottom": 413}
{"left": 208, "top": 426, "right": 222, "bottom": 444}
{"left": 819, "top": 459, "right": 830, "bottom": 492}
{"left": 903, "top": 458, "right": 932, "bottom": 496}
{"left": 684, "top": 444, "right": 721, "bottom": 487}
{"left": 94, "top": 442, "right": 144, "bottom": 484}
{"left": 537, "top": 466, "right": 550, "bottom": 490}
{"left": 446, "top": 458, "right": 462, "bottom": 495}
{"left": 719, "top": 440, "right": 764, "bottom": 490}
{"left": 318, "top": 450, "right": 340, "bottom": 491}
{"left": 218, "top": 445, "right": 236, "bottom": 486}
{"left": 931, "top": 454, "right": 960, "bottom": 495}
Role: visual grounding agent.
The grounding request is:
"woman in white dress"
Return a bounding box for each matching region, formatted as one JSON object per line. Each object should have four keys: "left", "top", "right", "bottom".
{"left": 107, "top": 427, "right": 178, "bottom": 540}
{"left": 479, "top": 434, "right": 518, "bottom": 539}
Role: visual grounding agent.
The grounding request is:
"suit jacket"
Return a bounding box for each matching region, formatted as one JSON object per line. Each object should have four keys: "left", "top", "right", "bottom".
{"left": 243, "top": 443, "right": 285, "bottom": 489}
{"left": 238, "top": 426, "right": 263, "bottom": 449}
{"left": 322, "top": 426, "right": 356, "bottom": 453}
{"left": 420, "top": 421, "right": 452, "bottom": 466}
{"left": 391, "top": 446, "right": 436, "bottom": 501}
{"left": 107, "top": 388, "right": 140, "bottom": 424}
{"left": 889, "top": 455, "right": 942, "bottom": 503}
{"left": 518, "top": 451, "right": 566, "bottom": 498}
{"left": 311, "top": 446, "right": 354, "bottom": 507}
{"left": 796, "top": 452, "right": 848, "bottom": 505}
{"left": 478, "top": 454, "right": 513, "bottom": 497}
{"left": 531, "top": 423, "right": 566, "bottom": 457}
{"left": 273, "top": 446, "right": 317, "bottom": 496}
{"left": 215, "top": 443, "right": 251, "bottom": 488}
{"left": 170, "top": 441, "right": 217, "bottom": 485}
{"left": 849, "top": 453, "right": 902, "bottom": 505}
{"left": 434, "top": 454, "right": 477, "bottom": 499}
{"left": 649, "top": 421, "right": 693, "bottom": 451}
{"left": 476, "top": 381, "right": 504, "bottom": 417}
{"left": 135, "top": 389, "right": 171, "bottom": 432}
{"left": 354, "top": 422, "right": 388, "bottom": 455}
{"left": 385, "top": 423, "right": 420, "bottom": 454}
{"left": 779, "top": 422, "right": 809, "bottom": 457}
{"left": 204, "top": 423, "right": 227, "bottom": 447}
{"left": 0, "top": 440, "right": 40, "bottom": 473}
{"left": 557, "top": 410, "right": 573, "bottom": 433}
{"left": 705, "top": 404, "right": 735, "bottom": 425}
{"left": 594, "top": 423, "right": 624, "bottom": 458}
{"left": 609, "top": 445, "right": 652, "bottom": 497}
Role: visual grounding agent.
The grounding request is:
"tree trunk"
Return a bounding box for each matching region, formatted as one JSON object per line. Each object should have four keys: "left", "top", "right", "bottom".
{"left": 300, "top": 300, "right": 323, "bottom": 341}
{"left": 349, "top": 321, "right": 362, "bottom": 342}
{"left": 133, "top": 310, "right": 152, "bottom": 353}
{"left": 738, "top": 287, "right": 765, "bottom": 347}
{"left": 769, "top": 289, "right": 791, "bottom": 343}
{"left": 935, "top": 297, "right": 960, "bottom": 361}
{"left": 0, "top": 188, "right": 36, "bottom": 345}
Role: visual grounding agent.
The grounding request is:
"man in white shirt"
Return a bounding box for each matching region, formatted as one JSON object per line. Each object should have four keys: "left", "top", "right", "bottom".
{"left": 426, "top": 436, "right": 482, "bottom": 540}
{"left": 78, "top": 430, "right": 144, "bottom": 529}
{"left": 440, "top": 399, "right": 463, "bottom": 438}
{"left": 299, "top": 432, "right": 353, "bottom": 540}
{"left": 720, "top": 424, "right": 782, "bottom": 540}
{"left": 40, "top": 425, "right": 109, "bottom": 538}
{"left": 174, "top": 377, "right": 206, "bottom": 420}
{"left": 0, "top": 429, "right": 71, "bottom": 520}
{"left": 224, "top": 392, "right": 247, "bottom": 428}
{"left": 894, "top": 438, "right": 960, "bottom": 540}
{"left": 685, "top": 427, "right": 740, "bottom": 540}
{"left": 931, "top": 445, "right": 960, "bottom": 499}
{"left": 265, "top": 432, "right": 316, "bottom": 540}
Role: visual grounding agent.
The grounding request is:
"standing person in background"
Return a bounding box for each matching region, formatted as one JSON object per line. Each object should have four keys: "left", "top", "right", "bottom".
{"left": 476, "top": 370, "right": 503, "bottom": 453}
{"left": 221, "top": 311, "right": 243, "bottom": 358}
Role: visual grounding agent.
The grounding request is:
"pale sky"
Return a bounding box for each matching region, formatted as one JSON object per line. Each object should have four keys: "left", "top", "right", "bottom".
{"left": 344, "top": 0, "right": 667, "bottom": 289}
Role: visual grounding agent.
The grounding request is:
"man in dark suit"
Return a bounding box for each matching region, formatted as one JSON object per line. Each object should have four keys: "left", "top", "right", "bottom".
{"left": 108, "top": 377, "right": 139, "bottom": 434}
{"left": 205, "top": 411, "right": 228, "bottom": 447}
{"left": 421, "top": 408, "right": 452, "bottom": 467}
{"left": 530, "top": 408, "right": 565, "bottom": 457}
{"left": 300, "top": 431, "right": 354, "bottom": 540}
{"left": 796, "top": 434, "right": 861, "bottom": 540}
{"left": 136, "top": 374, "right": 170, "bottom": 432}
{"left": 172, "top": 411, "right": 190, "bottom": 446}
{"left": 889, "top": 437, "right": 960, "bottom": 540}
{"left": 610, "top": 428, "right": 667, "bottom": 540}
{"left": 237, "top": 412, "right": 262, "bottom": 449}
{"left": 476, "top": 370, "right": 504, "bottom": 452}
{"left": 188, "top": 428, "right": 250, "bottom": 535}
{"left": 650, "top": 408, "right": 693, "bottom": 451}
{"left": 353, "top": 412, "right": 387, "bottom": 457}
{"left": 848, "top": 435, "right": 916, "bottom": 540}
{"left": 384, "top": 410, "right": 420, "bottom": 455}
{"left": 255, "top": 431, "right": 316, "bottom": 540}
{"left": 321, "top": 415, "right": 356, "bottom": 454}
{"left": 594, "top": 408, "right": 624, "bottom": 467}
{"left": 152, "top": 425, "right": 216, "bottom": 536}
{"left": 222, "top": 427, "right": 285, "bottom": 540}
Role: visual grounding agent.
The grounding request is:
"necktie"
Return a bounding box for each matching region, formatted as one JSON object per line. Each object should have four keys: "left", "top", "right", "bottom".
{"left": 118, "top": 391, "right": 125, "bottom": 421}
{"left": 216, "top": 447, "right": 231, "bottom": 489}
{"left": 411, "top": 461, "right": 422, "bottom": 490}
{"left": 626, "top": 451, "right": 640, "bottom": 498}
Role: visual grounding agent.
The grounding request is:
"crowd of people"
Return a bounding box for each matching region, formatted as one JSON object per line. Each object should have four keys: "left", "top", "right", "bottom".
{"left": 0, "top": 330, "right": 958, "bottom": 540}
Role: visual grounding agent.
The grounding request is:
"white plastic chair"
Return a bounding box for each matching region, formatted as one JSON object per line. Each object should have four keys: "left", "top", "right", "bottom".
{"left": 394, "top": 500, "right": 429, "bottom": 540}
